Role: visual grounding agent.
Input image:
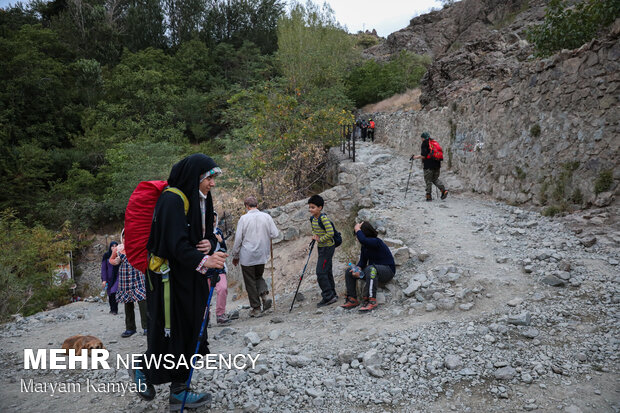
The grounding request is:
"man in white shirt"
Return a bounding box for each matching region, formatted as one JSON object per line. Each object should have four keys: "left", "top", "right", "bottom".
{"left": 231, "top": 196, "right": 279, "bottom": 317}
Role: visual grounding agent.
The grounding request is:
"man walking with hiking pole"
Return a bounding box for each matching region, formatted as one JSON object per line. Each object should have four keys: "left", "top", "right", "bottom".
{"left": 411, "top": 132, "right": 448, "bottom": 202}
{"left": 231, "top": 196, "right": 279, "bottom": 318}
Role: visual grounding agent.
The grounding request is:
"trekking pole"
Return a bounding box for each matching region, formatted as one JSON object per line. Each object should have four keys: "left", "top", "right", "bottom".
{"left": 270, "top": 240, "right": 276, "bottom": 311}
{"left": 405, "top": 158, "right": 414, "bottom": 199}
{"left": 289, "top": 239, "right": 316, "bottom": 312}
{"left": 180, "top": 283, "right": 215, "bottom": 413}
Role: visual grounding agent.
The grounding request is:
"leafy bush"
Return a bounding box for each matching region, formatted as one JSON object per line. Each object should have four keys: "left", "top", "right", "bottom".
{"left": 345, "top": 51, "right": 431, "bottom": 107}
{"left": 594, "top": 169, "right": 613, "bottom": 194}
{"left": 0, "top": 211, "right": 75, "bottom": 320}
{"left": 542, "top": 204, "right": 566, "bottom": 216}
{"left": 527, "top": 0, "right": 620, "bottom": 57}
{"left": 530, "top": 123, "right": 541, "bottom": 137}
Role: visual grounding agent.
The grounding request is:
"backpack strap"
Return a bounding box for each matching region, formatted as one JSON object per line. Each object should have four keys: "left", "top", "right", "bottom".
{"left": 164, "top": 187, "right": 189, "bottom": 215}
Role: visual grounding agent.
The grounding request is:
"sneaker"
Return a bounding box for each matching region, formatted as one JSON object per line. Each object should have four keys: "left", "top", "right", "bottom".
{"left": 109, "top": 311, "right": 118, "bottom": 315}
{"left": 316, "top": 296, "right": 338, "bottom": 308}
{"left": 121, "top": 330, "right": 136, "bottom": 338}
{"left": 359, "top": 298, "right": 378, "bottom": 312}
{"left": 249, "top": 308, "right": 263, "bottom": 318}
{"left": 217, "top": 314, "right": 231, "bottom": 325}
{"left": 426, "top": 194, "right": 433, "bottom": 202}
{"left": 441, "top": 189, "right": 448, "bottom": 200}
{"left": 129, "top": 363, "right": 156, "bottom": 401}
{"left": 261, "top": 295, "right": 273, "bottom": 312}
{"left": 228, "top": 310, "right": 240, "bottom": 320}
{"left": 340, "top": 297, "right": 359, "bottom": 309}
{"left": 169, "top": 389, "right": 212, "bottom": 411}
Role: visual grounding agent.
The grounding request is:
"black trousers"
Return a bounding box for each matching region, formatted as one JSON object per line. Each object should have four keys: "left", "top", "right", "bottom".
{"left": 108, "top": 292, "right": 118, "bottom": 313}
{"left": 125, "top": 300, "right": 148, "bottom": 331}
{"left": 345, "top": 265, "right": 394, "bottom": 299}
{"left": 316, "top": 246, "right": 337, "bottom": 301}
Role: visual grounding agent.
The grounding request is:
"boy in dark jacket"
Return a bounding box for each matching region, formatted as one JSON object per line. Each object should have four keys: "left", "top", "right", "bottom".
{"left": 342, "top": 221, "right": 395, "bottom": 312}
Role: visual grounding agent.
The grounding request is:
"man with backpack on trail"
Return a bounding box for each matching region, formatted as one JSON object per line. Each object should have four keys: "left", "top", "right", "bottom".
{"left": 411, "top": 132, "right": 448, "bottom": 202}
{"left": 130, "top": 154, "right": 227, "bottom": 411}
{"left": 368, "top": 118, "right": 375, "bottom": 142}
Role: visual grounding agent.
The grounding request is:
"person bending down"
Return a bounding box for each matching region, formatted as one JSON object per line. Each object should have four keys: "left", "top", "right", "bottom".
{"left": 341, "top": 221, "right": 395, "bottom": 312}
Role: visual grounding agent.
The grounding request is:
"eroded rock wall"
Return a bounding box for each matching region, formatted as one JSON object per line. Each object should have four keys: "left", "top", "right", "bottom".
{"left": 369, "top": 28, "right": 619, "bottom": 208}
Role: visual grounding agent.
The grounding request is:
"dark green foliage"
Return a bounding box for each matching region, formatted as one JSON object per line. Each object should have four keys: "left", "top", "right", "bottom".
{"left": 571, "top": 188, "right": 583, "bottom": 204}
{"left": 345, "top": 51, "right": 431, "bottom": 107}
{"left": 527, "top": 0, "right": 620, "bottom": 57}
{"left": 542, "top": 205, "right": 566, "bottom": 216}
{"left": 515, "top": 166, "right": 526, "bottom": 180}
{"left": 0, "top": 211, "right": 75, "bottom": 320}
{"left": 530, "top": 123, "right": 541, "bottom": 137}
{"left": 594, "top": 169, "right": 613, "bottom": 194}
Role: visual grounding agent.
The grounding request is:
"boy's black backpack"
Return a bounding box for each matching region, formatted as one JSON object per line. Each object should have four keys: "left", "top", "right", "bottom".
{"left": 310, "top": 214, "right": 342, "bottom": 247}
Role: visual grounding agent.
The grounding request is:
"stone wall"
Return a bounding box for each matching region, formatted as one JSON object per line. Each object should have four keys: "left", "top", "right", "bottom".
{"left": 367, "top": 28, "right": 619, "bottom": 208}
{"left": 267, "top": 147, "right": 373, "bottom": 244}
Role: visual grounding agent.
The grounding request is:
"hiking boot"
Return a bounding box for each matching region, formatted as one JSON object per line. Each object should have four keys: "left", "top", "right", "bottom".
{"left": 359, "top": 298, "right": 378, "bottom": 312}
{"left": 129, "top": 364, "right": 156, "bottom": 401}
{"left": 441, "top": 189, "right": 448, "bottom": 200}
{"left": 316, "top": 296, "right": 338, "bottom": 308}
{"left": 249, "top": 308, "right": 263, "bottom": 318}
{"left": 121, "top": 330, "right": 136, "bottom": 338}
{"left": 340, "top": 297, "right": 359, "bottom": 309}
{"left": 261, "top": 295, "right": 272, "bottom": 312}
{"left": 216, "top": 314, "right": 231, "bottom": 325}
{"left": 426, "top": 194, "right": 432, "bottom": 202}
{"left": 169, "top": 389, "right": 212, "bottom": 411}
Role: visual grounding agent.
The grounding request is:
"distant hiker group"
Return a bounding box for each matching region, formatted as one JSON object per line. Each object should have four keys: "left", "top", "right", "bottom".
{"left": 355, "top": 117, "right": 375, "bottom": 142}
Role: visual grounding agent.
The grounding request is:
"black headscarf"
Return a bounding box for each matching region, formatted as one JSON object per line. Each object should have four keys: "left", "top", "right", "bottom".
{"left": 103, "top": 241, "right": 118, "bottom": 261}
{"left": 167, "top": 154, "right": 218, "bottom": 245}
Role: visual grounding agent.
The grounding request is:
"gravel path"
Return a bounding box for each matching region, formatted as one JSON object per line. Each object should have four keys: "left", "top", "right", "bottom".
{"left": 1, "top": 142, "right": 618, "bottom": 413}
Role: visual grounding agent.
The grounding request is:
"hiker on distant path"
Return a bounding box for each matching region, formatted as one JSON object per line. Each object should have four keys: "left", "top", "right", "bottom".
{"left": 368, "top": 118, "right": 375, "bottom": 142}
{"left": 231, "top": 196, "right": 279, "bottom": 318}
{"left": 308, "top": 194, "right": 339, "bottom": 307}
{"left": 411, "top": 131, "right": 448, "bottom": 202}
{"left": 101, "top": 241, "right": 119, "bottom": 315}
{"left": 206, "top": 212, "right": 232, "bottom": 325}
{"left": 132, "top": 154, "right": 227, "bottom": 411}
{"left": 110, "top": 229, "right": 148, "bottom": 338}
{"left": 360, "top": 119, "right": 368, "bottom": 141}
{"left": 341, "top": 221, "right": 395, "bottom": 312}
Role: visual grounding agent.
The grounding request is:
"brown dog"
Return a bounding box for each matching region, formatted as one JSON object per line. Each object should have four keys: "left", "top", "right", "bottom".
{"left": 62, "top": 335, "right": 105, "bottom": 356}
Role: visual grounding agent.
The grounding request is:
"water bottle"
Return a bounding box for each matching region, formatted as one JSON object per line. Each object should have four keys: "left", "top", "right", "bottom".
{"left": 348, "top": 263, "right": 364, "bottom": 279}
{"left": 100, "top": 282, "right": 108, "bottom": 298}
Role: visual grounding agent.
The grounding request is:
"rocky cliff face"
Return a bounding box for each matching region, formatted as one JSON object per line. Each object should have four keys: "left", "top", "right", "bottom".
{"left": 363, "top": 0, "right": 619, "bottom": 209}
{"left": 363, "top": 0, "right": 544, "bottom": 62}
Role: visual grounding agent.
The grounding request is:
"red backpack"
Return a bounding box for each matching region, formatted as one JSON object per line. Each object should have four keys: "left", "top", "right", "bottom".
{"left": 427, "top": 139, "right": 444, "bottom": 161}
{"left": 124, "top": 181, "right": 188, "bottom": 274}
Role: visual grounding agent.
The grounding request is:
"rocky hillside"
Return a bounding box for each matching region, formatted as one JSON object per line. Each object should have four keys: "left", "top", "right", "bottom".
{"left": 364, "top": 0, "right": 545, "bottom": 62}
{"left": 363, "top": 0, "right": 618, "bottom": 210}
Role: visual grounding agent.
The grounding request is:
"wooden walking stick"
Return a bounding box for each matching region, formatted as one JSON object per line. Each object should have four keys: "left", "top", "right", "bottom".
{"left": 270, "top": 240, "right": 276, "bottom": 310}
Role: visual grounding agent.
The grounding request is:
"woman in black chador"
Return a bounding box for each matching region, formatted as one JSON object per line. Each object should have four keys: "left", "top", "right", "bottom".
{"left": 132, "top": 154, "right": 227, "bottom": 411}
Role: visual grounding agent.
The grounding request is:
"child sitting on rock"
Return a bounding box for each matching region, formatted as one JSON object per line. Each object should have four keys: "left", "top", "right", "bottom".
{"left": 341, "top": 221, "right": 395, "bottom": 312}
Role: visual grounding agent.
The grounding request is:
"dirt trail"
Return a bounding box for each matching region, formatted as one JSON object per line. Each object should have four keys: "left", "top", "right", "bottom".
{"left": 0, "top": 141, "right": 618, "bottom": 413}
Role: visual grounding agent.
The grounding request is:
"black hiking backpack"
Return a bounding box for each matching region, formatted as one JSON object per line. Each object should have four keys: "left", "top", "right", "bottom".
{"left": 310, "top": 214, "right": 342, "bottom": 247}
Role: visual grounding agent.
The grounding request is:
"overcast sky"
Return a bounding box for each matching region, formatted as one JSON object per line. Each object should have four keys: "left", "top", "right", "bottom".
{"left": 0, "top": 0, "right": 445, "bottom": 38}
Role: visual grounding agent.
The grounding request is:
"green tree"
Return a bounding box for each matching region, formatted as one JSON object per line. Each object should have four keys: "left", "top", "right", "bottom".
{"left": 123, "top": 0, "right": 167, "bottom": 51}
{"left": 345, "top": 51, "right": 430, "bottom": 107}
{"left": 0, "top": 210, "right": 75, "bottom": 320}
{"left": 277, "top": 1, "right": 357, "bottom": 95}
{"left": 527, "top": 0, "right": 620, "bottom": 57}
